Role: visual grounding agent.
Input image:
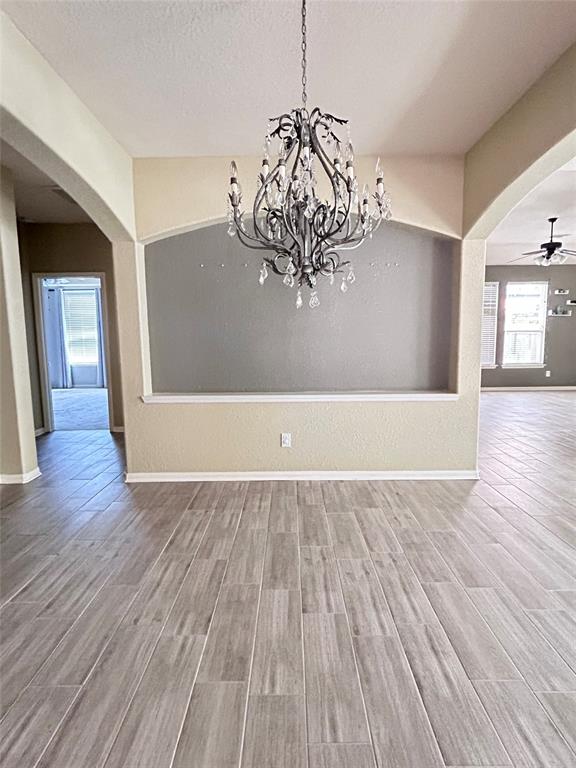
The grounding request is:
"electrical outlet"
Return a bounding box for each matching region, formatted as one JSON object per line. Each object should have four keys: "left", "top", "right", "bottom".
{"left": 545, "top": 370, "right": 551, "bottom": 378}
{"left": 281, "top": 432, "right": 292, "bottom": 448}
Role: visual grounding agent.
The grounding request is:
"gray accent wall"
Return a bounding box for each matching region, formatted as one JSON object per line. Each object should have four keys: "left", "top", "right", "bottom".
{"left": 145, "top": 222, "right": 455, "bottom": 393}
{"left": 482, "top": 265, "right": 576, "bottom": 388}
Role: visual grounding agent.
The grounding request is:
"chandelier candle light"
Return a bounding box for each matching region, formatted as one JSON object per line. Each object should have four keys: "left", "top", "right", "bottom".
{"left": 227, "top": 0, "right": 392, "bottom": 309}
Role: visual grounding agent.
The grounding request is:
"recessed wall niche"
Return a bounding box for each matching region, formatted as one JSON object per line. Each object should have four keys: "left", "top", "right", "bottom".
{"left": 145, "top": 221, "right": 455, "bottom": 393}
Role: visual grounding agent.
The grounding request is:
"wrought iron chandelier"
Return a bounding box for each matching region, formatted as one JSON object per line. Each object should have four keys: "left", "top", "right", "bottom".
{"left": 227, "top": 0, "right": 392, "bottom": 309}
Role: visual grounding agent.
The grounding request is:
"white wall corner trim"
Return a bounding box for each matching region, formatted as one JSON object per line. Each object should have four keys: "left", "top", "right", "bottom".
{"left": 0, "top": 467, "right": 42, "bottom": 484}
{"left": 141, "top": 392, "right": 459, "bottom": 404}
{"left": 34, "top": 427, "right": 47, "bottom": 437}
{"left": 125, "top": 469, "right": 479, "bottom": 483}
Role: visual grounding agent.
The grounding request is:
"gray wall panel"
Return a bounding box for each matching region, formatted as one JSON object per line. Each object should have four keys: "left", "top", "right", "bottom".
{"left": 145, "top": 222, "right": 454, "bottom": 393}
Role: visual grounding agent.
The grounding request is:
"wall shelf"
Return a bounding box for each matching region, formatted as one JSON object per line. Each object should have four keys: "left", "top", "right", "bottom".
{"left": 548, "top": 310, "right": 573, "bottom": 317}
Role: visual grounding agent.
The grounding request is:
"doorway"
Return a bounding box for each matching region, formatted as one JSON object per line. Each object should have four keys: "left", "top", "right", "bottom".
{"left": 33, "top": 274, "right": 113, "bottom": 431}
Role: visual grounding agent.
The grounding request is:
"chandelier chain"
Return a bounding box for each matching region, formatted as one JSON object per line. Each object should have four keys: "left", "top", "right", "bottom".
{"left": 301, "top": 0, "right": 307, "bottom": 107}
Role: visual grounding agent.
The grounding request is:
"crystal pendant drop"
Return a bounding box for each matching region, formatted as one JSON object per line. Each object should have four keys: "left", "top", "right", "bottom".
{"left": 283, "top": 273, "right": 295, "bottom": 288}
{"left": 309, "top": 291, "right": 320, "bottom": 309}
{"left": 259, "top": 263, "right": 268, "bottom": 286}
{"left": 340, "top": 277, "right": 348, "bottom": 293}
{"left": 227, "top": 223, "right": 236, "bottom": 237}
{"left": 329, "top": 273, "right": 335, "bottom": 285}
{"left": 296, "top": 289, "right": 303, "bottom": 309}
{"left": 347, "top": 267, "right": 356, "bottom": 283}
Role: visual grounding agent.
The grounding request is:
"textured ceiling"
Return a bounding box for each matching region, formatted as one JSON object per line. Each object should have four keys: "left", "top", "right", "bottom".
{"left": 487, "top": 159, "right": 576, "bottom": 265}
{"left": 3, "top": 0, "right": 576, "bottom": 157}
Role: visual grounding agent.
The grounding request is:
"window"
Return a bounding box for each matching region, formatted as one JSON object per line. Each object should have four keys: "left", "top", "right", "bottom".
{"left": 61, "top": 288, "right": 100, "bottom": 366}
{"left": 502, "top": 281, "right": 548, "bottom": 367}
{"left": 481, "top": 282, "right": 499, "bottom": 368}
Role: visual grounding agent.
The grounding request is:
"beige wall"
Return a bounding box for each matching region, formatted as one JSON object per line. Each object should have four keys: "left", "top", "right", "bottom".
{"left": 2, "top": 12, "right": 574, "bottom": 479}
{"left": 18, "top": 223, "right": 124, "bottom": 429}
{"left": 464, "top": 42, "right": 576, "bottom": 239}
{"left": 134, "top": 155, "right": 464, "bottom": 243}
{"left": 0, "top": 168, "right": 39, "bottom": 480}
{"left": 0, "top": 12, "right": 135, "bottom": 242}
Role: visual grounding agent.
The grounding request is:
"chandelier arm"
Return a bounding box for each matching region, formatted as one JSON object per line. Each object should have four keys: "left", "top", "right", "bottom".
{"left": 251, "top": 166, "right": 283, "bottom": 244}
{"left": 233, "top": 207, "right": 292, "bottom": 257}
{"left": 308, "top": 123, "right": 346, "bottom": 240}
{"left": 280, "top": 187, "right": 300, "bottom": 247}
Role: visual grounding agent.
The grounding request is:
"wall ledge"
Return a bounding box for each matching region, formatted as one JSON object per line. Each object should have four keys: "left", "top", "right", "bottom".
{"left": 482, "top": 386, "right": 576, "bottom": 391}
{"left": 126, "top": 469, "right": 478, "bottom": 483}
{"left": 0, "top": 467, "right": 42, "bottom": 484}
{"left": 141, "top": 392, "right": 459, "bottom": 404}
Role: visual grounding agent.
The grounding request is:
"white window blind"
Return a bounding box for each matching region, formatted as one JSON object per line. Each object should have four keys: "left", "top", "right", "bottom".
{"left": 502, "top": 281, "right": 548, "bottom": 366}
{"left": 481, "top": 282, "right": 499, "bottom": 367}
{"left": 61, "top": 289, "right": 100, "bottom": 365}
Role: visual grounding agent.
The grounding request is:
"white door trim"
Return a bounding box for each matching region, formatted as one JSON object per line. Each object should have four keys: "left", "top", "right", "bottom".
{"left": 32, "top": 272, "right": 116, "bottom": 432}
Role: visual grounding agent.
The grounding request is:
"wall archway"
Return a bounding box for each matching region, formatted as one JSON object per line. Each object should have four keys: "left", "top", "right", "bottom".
{"left": 464, "top": 129, "right": 576, "bottom": 241}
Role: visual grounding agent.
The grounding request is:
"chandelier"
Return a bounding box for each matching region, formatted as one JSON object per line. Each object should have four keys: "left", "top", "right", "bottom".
{"left": 227, "top": 0, "right": 391, "bottom": 309}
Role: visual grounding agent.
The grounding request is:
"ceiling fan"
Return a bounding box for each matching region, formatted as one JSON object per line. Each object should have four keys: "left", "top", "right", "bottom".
{"left": 508, "top": 217, "right": 576, "bottom": 266}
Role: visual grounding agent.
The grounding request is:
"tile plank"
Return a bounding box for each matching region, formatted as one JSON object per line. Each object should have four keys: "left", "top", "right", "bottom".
{"left": 354, "top": 634, "right": 444, "bottom": 767}
{"left": 36, "top": 627, "right": 160, "bottom": 768}
{"left": 196, "top": 584, "right": 260, "bottom": 682}
{"left": 475, "top": 680, "right": 576, "bottom": 767}
{"left": 397, "top": 623, "right": 510, "bottom": 766}
{"left": 337, "top": 558, "right": 394, "bottom": 636}
{"left": 300, "top": 545, "right": 345, "bottom": 614}
{"left": 423, "top": 581, "right": 520, "bottom": 681}
{"left": 468, "top": 588, "right": 576, "bottom": 692}
{"left": 172, "top": 682, "right": 246, "bottom": 768}
{"left": 0, "top": 685, "right": 79, "bottom": 768}
{"left": 242, "top": 695, "right": 307, "bottom": 768}
{"left": 303, "top": 613, "right": 369, "bottom": 743}
{"left": 104, "top": 635, "right": 204, "bottom": 768}
{"left": 251, "top": 589, "right": 304, "bottom": 695}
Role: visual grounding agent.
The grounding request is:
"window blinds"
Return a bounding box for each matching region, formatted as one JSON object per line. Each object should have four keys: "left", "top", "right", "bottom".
{"left": 481, "top": 282, "right": 499, "bottom": 367}
{"left": 61, "top": 289, "right": 100, "bottom": 365}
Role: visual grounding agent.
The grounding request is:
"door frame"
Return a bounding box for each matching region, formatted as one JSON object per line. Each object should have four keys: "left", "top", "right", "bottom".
{"left": 32, "top": 271, "right": 115, "bottom": 432}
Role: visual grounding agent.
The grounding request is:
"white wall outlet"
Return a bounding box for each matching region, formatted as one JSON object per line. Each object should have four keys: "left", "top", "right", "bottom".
{"left": 545, "top": 370, "right": 551, "bottom": 377}
{"left": 281, "top": 432, "right": 292, "bottom": 448}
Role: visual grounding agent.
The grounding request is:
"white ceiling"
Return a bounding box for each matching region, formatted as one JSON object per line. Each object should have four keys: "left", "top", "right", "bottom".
{"left": 3, "top": 0, "right": 576, "bottom": 157}
{"left": 0, "top": 142, "right": 91, "bottom": 223}
{"left": 487, "top": 158, "right": 576, "bottom": 265}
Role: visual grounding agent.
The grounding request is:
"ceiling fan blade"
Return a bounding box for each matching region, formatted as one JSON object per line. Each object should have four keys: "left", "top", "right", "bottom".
{"left": 555, "top": 233, "right": 573, "bottom": 238}
{"left": 521, "top": 249, "right": 546, "bottom": 256}
{"left": 559, "top": 249, "right": 576, "bottom": 255}
{"left": 507, "top": 254, "right": 533, "bottom": 263}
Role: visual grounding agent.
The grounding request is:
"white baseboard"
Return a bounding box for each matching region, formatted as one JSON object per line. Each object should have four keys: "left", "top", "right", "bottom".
{"left": 125, "top": 469, "right": 479, "bottom": 483}
{"left": 110, "top": 426, "right": 125, "bottom": 433}
{"left": 0, "top": 467, "right": 42, "bottom": 485}
{"left": 482, "top": 386, "right": 576, "bottom": 391}
{"left": 35, "top": 427, "right": 47, "bottom": 437}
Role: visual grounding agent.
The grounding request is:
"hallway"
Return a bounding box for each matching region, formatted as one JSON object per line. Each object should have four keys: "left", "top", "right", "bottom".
{"left": 0, "top": 393, "right": 575, "bottom": 767}
{"left": 52, "top": 388, "right": 109, "bottom": 431}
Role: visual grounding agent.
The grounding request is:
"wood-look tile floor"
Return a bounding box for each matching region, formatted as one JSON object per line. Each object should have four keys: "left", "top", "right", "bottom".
{"left": 1, "top": 391, "right": 575, "bottom": 767}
